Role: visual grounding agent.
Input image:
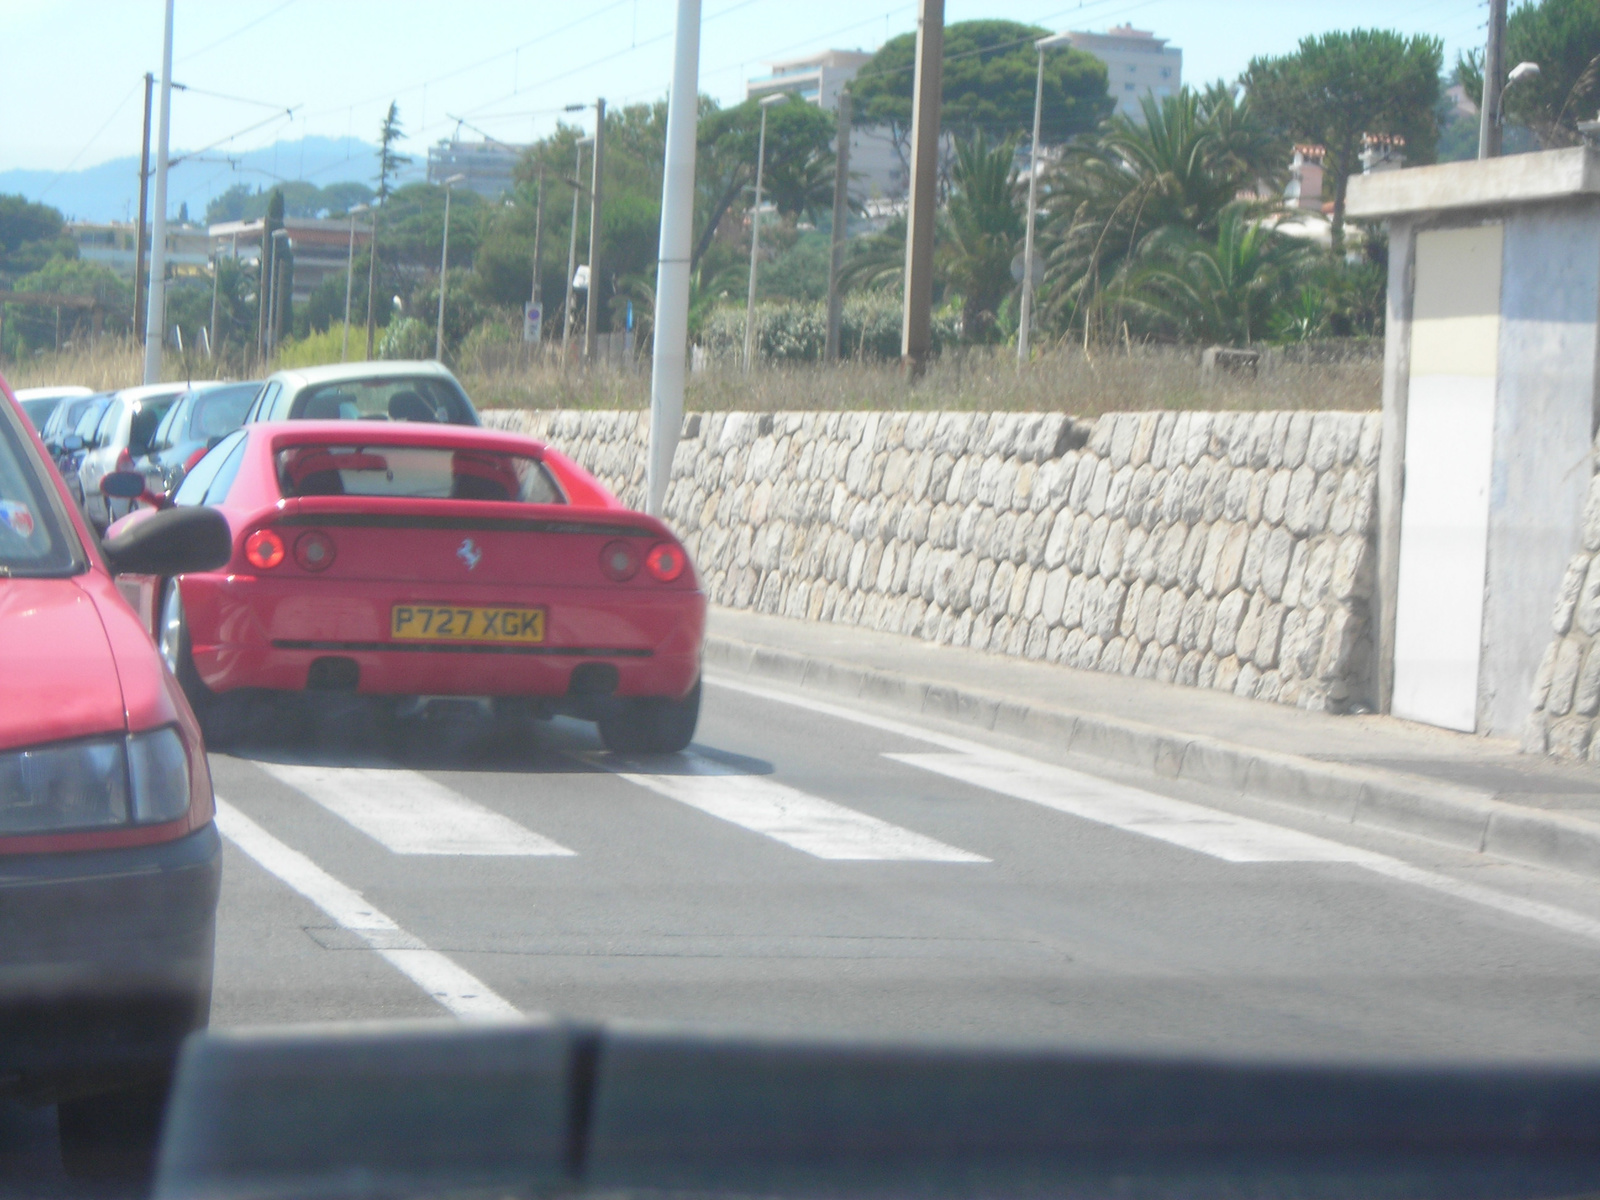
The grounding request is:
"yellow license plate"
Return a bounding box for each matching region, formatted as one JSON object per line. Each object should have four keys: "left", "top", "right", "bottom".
{"left": 390, "top": 605, "right": 545, "bottom": 643}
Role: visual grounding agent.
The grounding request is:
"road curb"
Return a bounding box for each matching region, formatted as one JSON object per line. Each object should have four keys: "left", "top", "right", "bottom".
{"left": 704, "top": 635, "right": 1600, "bottom": 881}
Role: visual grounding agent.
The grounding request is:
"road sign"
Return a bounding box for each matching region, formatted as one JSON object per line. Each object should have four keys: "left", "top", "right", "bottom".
{"left": 523, "top": 302, "right": 542, "bottom": 343}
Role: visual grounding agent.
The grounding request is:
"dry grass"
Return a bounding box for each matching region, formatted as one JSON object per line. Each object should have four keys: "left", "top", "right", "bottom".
{"left": 7, "top": 338, "right": 1381, "bottom": 416}
{"left": 461, "top": 343, "right": 1380, "bottom": 417}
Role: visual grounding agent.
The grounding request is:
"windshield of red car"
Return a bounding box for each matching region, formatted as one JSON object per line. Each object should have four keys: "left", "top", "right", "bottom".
{"left": 0, "top": 403, "right": 79, "bottom": 576}
{"left": 276, "top": 443, "right": 565, "bottom": 504}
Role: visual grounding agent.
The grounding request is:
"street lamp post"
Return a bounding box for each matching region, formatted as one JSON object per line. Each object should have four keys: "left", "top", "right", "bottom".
{"left": 1019, "top": 32, "right": 1071, "bottom": 366}
{"left": 743, "top": 93, "right": 786, "bottom": 374}
{"left": 343, "top": 203, "right": 370, "bottom": 361}
{"left": 436, "top": 174, "right": 467, "bottom": 361}
{"left": 562, "top": 137, "right": 592, "bottom": 362}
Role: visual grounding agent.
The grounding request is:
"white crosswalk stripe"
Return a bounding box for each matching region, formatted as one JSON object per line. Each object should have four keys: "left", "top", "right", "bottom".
{"left": 596, "top": 752, "right": 988, "bottom": 862}
{"left": 215, "top": 799, "right": 522, "bottom": 1019}
{"left": 887, "top": 751, "right": 1383, "bottom": 864}
{"left": 257, "top": 763, "right": 576, "bottom": 857}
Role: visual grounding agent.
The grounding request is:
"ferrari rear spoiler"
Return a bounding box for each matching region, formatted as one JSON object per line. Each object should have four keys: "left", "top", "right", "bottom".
{"left": 270, "top": 496, "right": 676, "bottom": 541}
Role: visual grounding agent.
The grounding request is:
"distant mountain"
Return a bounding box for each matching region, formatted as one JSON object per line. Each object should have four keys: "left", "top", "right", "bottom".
{"left": 0, "top": 135, "right": 426, "bottom": 225}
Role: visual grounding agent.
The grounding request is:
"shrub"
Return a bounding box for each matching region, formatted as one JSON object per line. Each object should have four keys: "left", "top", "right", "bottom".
{"left": 695, "top": 294, "right": 958, "bottom": 365}
{"left": 378, "top": 316, "right": 433, "bottom": 360}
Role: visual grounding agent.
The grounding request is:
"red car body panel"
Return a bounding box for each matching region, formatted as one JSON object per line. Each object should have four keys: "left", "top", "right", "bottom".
{"left": 118, "top": 421, "right": 706, "bottom": 701}
{"left": 0, "top": 377, "right": 214, "bottom": 857}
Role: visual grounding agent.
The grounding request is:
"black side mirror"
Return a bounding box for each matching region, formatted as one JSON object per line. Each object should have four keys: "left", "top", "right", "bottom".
{"left": 101, "top": 507, "right": 231, "bottom": 576}
{"left": 100, "top": 470, "right": 147, "bottom": 499}
{"left": 63, "top": 434, "right": 83, "bottom": 452}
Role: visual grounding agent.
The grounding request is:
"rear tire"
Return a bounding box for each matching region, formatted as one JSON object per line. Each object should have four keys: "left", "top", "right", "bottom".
{"left": 598, "top": 680, "right": 701, "bottom": 755}
{"left": 159, "top": 580, "right": 244, "bottom": 748}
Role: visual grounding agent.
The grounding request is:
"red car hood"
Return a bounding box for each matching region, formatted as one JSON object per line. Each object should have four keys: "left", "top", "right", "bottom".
{"left": 0, "top": 577, "right": 125, "bottom": 751}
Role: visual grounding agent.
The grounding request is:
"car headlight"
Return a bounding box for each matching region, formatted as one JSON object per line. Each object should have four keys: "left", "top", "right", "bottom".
{"left": 0, "top": 727, "right": 191, "bottom": 834}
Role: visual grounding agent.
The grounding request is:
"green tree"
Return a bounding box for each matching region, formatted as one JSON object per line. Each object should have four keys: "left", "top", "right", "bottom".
{"left": 0, "top": 194, "right": 72, "bottom": 284}
{"left": 693, "top": 95, "right": 835, "bottom": 271}
{"left": 850, "top": 20, "right": 1112, "bottom": 152}
{"left": 376, "top": 102, "right": 411, "bottom": 204}
{"left": 1117, "top": 209, "right": 1313, "bottom": 345}
{"left": 940, "top": 131, "right": 1023, "bottom": 343}
{"left": 1458, "top": 0, "right": 1600, "bottom": 148}
{"left": 1039, "top": 85, "right": 1283, "bottom": 341}
{"left": 1246, "top": 30, "right": 1443, "bottom": 249}
{"left": 1, "top": 257, "right": 129, "bottom": 355}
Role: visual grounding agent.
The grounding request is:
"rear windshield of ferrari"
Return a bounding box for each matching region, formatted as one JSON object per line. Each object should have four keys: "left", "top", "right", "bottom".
{"left": 276, "top": 444, "right": 565, "bottom": 504}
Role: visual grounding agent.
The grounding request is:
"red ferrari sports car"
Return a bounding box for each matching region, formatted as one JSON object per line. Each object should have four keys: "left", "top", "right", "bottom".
{"left": 103, "top": 421, "right": 706, "bottom": 753}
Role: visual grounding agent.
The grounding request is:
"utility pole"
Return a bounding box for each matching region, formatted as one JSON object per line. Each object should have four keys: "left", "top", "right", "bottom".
{"left": 342, "top": 204, "right": 368, "bottom": 361}
{"left": 1480, "top": 0, "right": 1507, "bottom": 159}
{"left": 436, "top": 173, "right": 465, "bottom": 361}
{"left": 648, "top": 0, "right": 700, "bottom": 517}
{"left": 364, "top": 211, "right": 380, "bottom": 359}
{"left": 900, "top": 0, "right": 943, "bottom": 380}
{"left": 1019, "top": 33, "right": 1070, "bottom": 365}
{"left": 142, "top": 0, "right": 175, "bottom": 385}
{"left": 531, "top": 164, "right": 545, "bottom": 309}
{"left": 743, "top": 93, "right": 783, "bottom": 373}
{"left": 584, "top": 97, "right": 606, "bottom": 364}
{"left": 825, "top": 88, "right": 852, "bottom": 364}
{"left": 208, "top": 254, "right": 220, "bottom": 359}
{"left": 562, "top": 138, "right": 589, "bottom": 361}
{"left": 134, "top": 73, "right": 153, "bottom": 340}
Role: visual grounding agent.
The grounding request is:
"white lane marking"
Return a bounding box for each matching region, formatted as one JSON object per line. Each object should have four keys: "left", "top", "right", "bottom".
{"left": 215, "top": 798, "right": 522, "bottom": 1019}
{"left": 709, "top": 675, "right": 1600, "bottom": 949}
{"left": 256, "top": 763, "right": 575, "bottom": 857}
{"left": 888, "top": 752, "right": 1383, "bottom": 864}
{"left": 596, "top": 752, "right": 987, "bottom": 862}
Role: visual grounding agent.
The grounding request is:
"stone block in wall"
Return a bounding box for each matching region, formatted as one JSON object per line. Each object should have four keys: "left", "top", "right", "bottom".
{"left": 1552, "top": 554, "right": 1590, "bottom": 635}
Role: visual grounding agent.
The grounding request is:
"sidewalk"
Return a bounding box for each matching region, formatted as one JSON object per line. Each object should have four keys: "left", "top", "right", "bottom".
{"left": 704, "top": 608, "right": 1600, "bottom": 881}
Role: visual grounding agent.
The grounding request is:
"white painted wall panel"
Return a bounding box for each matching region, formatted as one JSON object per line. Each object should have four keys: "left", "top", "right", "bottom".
{"left": 1392, "top": 376, "right": 1497, "bottom": 730}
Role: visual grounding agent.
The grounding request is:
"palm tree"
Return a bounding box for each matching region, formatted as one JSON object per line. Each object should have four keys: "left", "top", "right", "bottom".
{"left": 1115, "top": 208, "right": 1312, "bottom": 346}
{"left": 1038, "top": 85, "right": 1286, "bottom": 343}
{"left": 940, "top": 130, "right": 1023, "bottom": 343}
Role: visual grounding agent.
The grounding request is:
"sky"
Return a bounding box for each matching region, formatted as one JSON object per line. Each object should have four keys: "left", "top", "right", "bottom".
{"left": 0, "top": 0, "right": 1489, "bottom": 178}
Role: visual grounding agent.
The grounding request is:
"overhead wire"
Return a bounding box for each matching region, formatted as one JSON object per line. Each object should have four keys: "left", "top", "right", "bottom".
{"left": 176, "top": 0, "right": 302, "bottom": 64}
{"left": 36, "top": 78, "right": 142, "bottom": 200}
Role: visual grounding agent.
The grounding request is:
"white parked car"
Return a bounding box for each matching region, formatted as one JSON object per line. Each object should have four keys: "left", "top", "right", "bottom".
{"left": 241, "top": 360, "right": 479, "bottom": 426}
{"left": 78, "top": 381, "right": 217, "bottom": 530}
{"left": 13, "top": 384, "right": 92, "bottom": 433}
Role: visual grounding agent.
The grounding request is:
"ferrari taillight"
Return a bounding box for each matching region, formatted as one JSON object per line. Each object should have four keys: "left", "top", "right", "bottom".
{"left": 245, "top": 528, "right": 286, "bottom": 570}
{"left": 644, "top": 541, "right": 685, "bottom": 582}
{"left": 600, "top": 539, "right": 640, "bottom": 582}
{"left": 293, "top": 530, "right": 336, "bottom": 572}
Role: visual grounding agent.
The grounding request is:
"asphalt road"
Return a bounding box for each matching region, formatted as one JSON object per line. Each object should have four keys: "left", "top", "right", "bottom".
{"left": 12, "top": 671, "right": 1600, "bottom": 1193}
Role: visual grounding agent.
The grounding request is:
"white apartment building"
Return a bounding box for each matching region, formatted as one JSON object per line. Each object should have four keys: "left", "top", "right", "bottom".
{"left": 1067, "top": 25, "right": 1182, "bottom": 121}
{"left": 746, "top": 50, "right": 905, "bottom": 203}
{"left": 426, "top": 138, "right": 528, "bottom": 200}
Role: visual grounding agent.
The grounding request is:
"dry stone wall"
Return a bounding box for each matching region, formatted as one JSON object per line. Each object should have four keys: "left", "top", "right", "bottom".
{"left": 485, "top": 408, "right": 1382, "bottom": 712}
{"left": 1525, "top": 433, "right": 1600, "bottom": 760}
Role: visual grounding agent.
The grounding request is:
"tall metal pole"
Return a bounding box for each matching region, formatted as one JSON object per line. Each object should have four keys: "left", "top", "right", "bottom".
{"left": 142, "top": 0, "right": 175, "bottom": 384}
{"left": 584, "top": 97, "right": 606, "bottom": 364}
{"left": 208, "top": 254, "right": 220, "bottom": 358}
{"left": 364, "top": 209, "right": 379, "bottom": 359}
{"left": 531, "top": 164, "right": 545, "bottom": 307}
{"left": 742, "top": 103, "right": 772, "bottom": 374}
{"left": 562, "top": 139, "right": 587, "bottom": 361}
{"left": 1479, "top": 0, "right": 1507, "bottom": 159}
{"left": 648, "top": 0, "right": 700, "bottom": 517}
{"left": 900, "top": 0, "right": 944, "bottom": 380}
{"left": 342, "top": 205, "right": 365, "bottom": 361}
{"left": 435, "top": 177, "right": 462, "bottom": 361}
{"left": 825, "top": 88, "right": 852, "bottom": 364}
{"left": 1018, "top": 43, "right": 1048, "bottom": 365}
{"left": 134, "top": 73, "right": 153, "bottom": 341}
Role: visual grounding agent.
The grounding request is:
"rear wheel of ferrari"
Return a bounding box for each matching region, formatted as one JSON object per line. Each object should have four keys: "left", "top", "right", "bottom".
{"left": 598, "top": 680, "right": 701, "bottom": 755}
{"left": 159, "top": 581, "right": 243, "bottom": 747}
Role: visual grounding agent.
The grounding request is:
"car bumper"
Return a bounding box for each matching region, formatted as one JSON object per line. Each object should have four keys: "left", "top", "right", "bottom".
{"left": 0, "top": 823, "right": 222, "bottom": 1100}
{"left": 190, "top": 577, "right": 707, "bottom": 700}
